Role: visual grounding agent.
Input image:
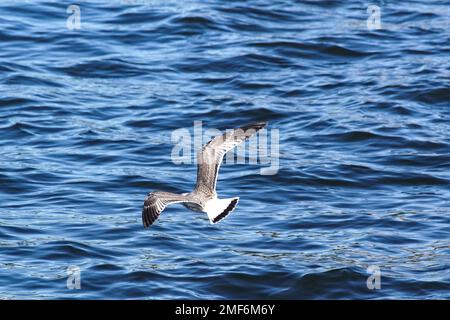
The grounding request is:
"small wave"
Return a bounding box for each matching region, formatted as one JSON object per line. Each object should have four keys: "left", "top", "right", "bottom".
{"left": 55, "top": 59, "right": 147, "bottom": 78}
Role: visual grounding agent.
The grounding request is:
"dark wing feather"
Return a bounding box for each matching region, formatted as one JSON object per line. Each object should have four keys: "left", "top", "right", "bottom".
{"left": 142, "top": 191, "right": 197, "bottom": 228}
{"left": 194, "top": 122, "right": 267, "bottom": 195}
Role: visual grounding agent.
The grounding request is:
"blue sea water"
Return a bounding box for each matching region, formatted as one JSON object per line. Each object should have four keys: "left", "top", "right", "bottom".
{"left": 0, "top": 0, "right": 449, "bottom": 299}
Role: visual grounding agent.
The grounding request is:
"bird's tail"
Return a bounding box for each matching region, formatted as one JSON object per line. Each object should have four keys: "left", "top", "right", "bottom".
{"left": 205, "top": 197, "right": 239, "bottom": 224}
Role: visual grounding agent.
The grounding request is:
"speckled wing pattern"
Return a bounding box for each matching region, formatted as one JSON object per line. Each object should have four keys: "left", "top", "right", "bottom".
{"left": 142, "top": 191, "right": 198, "bottom": 228}
{"left": 194, "top": 122, "right": 267, "bottom": 195}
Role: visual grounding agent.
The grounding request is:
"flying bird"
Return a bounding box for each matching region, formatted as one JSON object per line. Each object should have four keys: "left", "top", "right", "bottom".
{"left": 142, "top": 122, "right": 267, "bottom": 228}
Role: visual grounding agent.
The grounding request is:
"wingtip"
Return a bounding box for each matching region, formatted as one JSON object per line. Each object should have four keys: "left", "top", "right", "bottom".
{"left": 242, "top": 121, "right": 267, "bottom": 132}
{"left": 142, "top": 195, "right": 158, "bottom": 229}
{"left": 255, "top": 121, "right": 268, "bottom": 128}
{"left": 142, "top": 208, "right": 150, "bottom": 228}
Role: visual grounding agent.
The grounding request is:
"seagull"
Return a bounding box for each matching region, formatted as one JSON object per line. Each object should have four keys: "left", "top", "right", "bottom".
{"left": 142, "top": 122, "right": 267, "bottom": 228}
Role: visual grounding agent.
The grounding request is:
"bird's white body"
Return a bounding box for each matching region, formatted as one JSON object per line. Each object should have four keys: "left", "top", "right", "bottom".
{"left": 182, "top": 193, "right": 240, "bottom": 224}
{"left": 203, "top": 197, "right": 239, "bottom": 224}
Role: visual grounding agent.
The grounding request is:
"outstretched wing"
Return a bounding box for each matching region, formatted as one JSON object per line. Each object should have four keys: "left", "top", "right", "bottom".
{"left": 194, "top": 122, "right": 267, "bottom": 195}
{"left": 142, "top": 191, "right": 197, "bottom": 228}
